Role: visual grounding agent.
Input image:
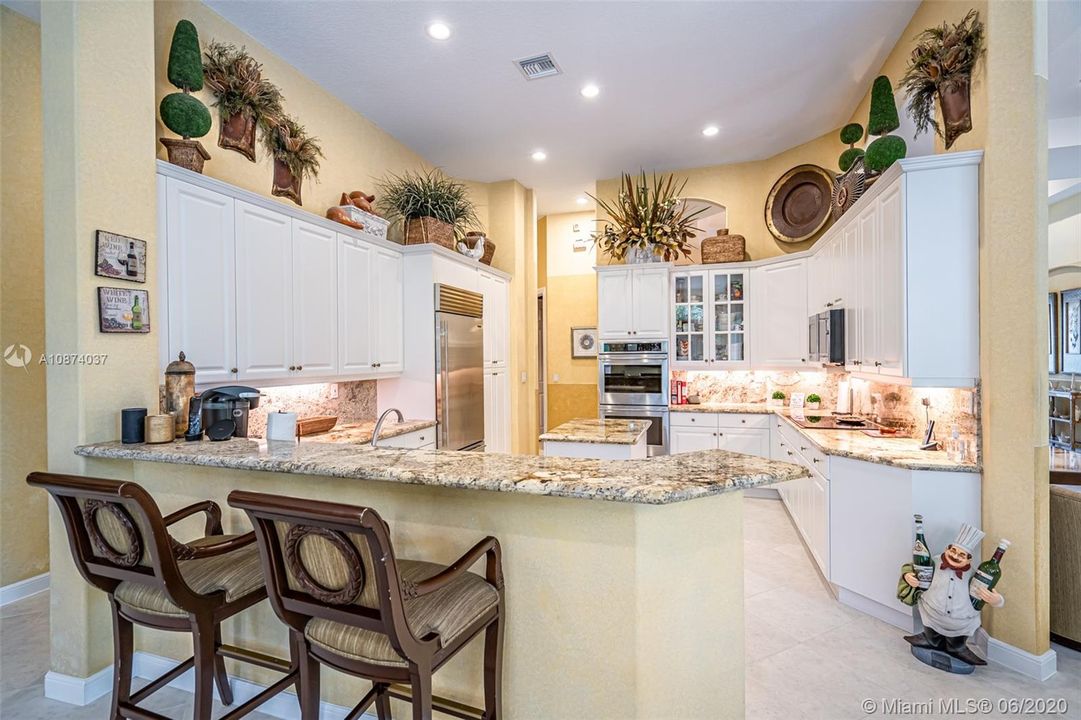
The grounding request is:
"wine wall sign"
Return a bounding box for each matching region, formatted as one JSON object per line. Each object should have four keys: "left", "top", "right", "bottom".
{"left": 98, "top": 287, "right": 150, "bottom": 334}
{"left": 95, "top": 230, "right": 146, "bottom": 283}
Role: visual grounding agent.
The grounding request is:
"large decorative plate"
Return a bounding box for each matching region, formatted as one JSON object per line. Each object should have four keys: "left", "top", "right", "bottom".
{"left": 764, "top": 164, "right": 835, "bottom": 243}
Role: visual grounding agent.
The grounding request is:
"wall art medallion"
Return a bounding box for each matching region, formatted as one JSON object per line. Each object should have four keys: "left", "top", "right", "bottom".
{"left": 571, "top": 327, "right": 598, "bottom": 358}
{"left": 764, "top": 164, "right": 835, "bottom": 243}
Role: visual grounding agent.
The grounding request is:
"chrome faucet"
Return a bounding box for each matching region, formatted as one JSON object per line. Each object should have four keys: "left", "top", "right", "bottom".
{"left": 371, "top": 408, "right": 404, "bottom": 448}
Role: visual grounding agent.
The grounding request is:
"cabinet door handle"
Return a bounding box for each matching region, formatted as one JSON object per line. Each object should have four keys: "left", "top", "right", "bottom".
{"left": 786, "top": 450, "right": 794, "bottom": 457}
{"left": 230, "top": 367, "right": 238, "bottom": 374}
{"left": 800, "top": 358, "right": 806, "bottom": 362}
{"left": 800, "top": 445, "right": 808, "bottom": 451}
{"left": 825, "top": 302, "right": 834, "bottom": 307}
{"left": 812, "top": 458, "right": 820, "bottom": 464}
{"left": 741, "top": 419, "right": 746, "bottom": 424}
{"left": 779, "top": 441, "right": 786, "bottom": 447}
{"left": 690, "top": 418, "right": 695, "bottom": 422}
{"left": 874, "top": 361, "right": 882, "bottom": 367}
{"left": 289, "top": 366, "right": 295, "bottom": 371}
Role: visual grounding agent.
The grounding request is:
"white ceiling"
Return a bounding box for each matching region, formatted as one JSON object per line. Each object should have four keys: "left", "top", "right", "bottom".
{"left": 205, "top": 0, "right": 921, "bottom": 215}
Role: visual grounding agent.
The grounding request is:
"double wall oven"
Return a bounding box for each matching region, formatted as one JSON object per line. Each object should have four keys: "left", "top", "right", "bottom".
{"left": 598, "top": 341, "right": 669, "bottom": 456}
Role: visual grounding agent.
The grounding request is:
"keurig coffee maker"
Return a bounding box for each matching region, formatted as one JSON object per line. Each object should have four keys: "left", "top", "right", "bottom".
{"left": 200, "top": 386, "right": 262, "bottom": 439}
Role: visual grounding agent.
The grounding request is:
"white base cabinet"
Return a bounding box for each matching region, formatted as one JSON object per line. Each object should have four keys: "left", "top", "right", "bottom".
{"left": 669, "top": 413, "right": 771, "bottom": 459}
{"left": 377, "top": 427, "right": 436, "bottom": 450}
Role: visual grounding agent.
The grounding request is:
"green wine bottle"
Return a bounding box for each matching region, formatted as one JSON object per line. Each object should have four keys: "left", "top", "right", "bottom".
{"left": 131, "top": 296, "right": 143, "bottom": 331}
{"left": 912, "top": 514, "right": 934, "bottom": 590}
{"left": 970, "top": 539, "right": 1009, "bottom": 610}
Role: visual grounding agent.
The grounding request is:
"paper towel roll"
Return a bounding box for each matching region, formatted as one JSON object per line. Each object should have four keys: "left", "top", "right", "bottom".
{"left": 836, "top": 380, "right": 851, "bottom": 414}
{"left": 267, "top": 411, "right": 298, "bottom": 442}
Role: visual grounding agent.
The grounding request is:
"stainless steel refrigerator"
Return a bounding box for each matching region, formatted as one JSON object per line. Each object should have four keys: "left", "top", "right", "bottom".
{"left": 435, "top": 284, "right": 485, "bottom": 450}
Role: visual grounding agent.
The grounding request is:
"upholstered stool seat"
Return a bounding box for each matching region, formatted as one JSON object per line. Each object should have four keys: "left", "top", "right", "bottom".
{"left": 229, "top": 491, "right": 506, "bottom": 720}
{"left": 115, "top": 536, "right": 265, "bottom": 618}
{"left": 305, "top": 560, "right": 500, "bottom": 668}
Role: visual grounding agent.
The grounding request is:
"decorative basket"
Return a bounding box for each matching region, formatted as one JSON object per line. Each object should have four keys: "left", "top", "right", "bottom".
{"left": 466, "top": 232, "right": 496, "bottom": 266}
{"left": 701, "top": 229, "right": 745, "bottom": 263}
{"left": 404, "top": 216, "right": 455, "bottom": 249}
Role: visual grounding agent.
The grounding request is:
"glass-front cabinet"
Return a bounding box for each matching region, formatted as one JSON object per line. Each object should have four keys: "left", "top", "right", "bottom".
{"left": 671, "top": 267, "right": 748, "bottom": 369}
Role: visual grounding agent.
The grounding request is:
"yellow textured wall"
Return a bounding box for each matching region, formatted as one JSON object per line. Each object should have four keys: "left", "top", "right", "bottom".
{"left": 41, "top": 0, "right": 160, "bottom": 676}
{"left": 542, "top": 212, "right": 599, "bottom": 428}
{"left": 0, "top": 7, "right": 49, "bottom": 587}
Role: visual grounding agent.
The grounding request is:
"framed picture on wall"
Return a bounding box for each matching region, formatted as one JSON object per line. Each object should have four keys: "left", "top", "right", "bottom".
{"left": 95, "top": 230, "right": 146, "bottom": 283}
{"left": 98, "top": 287, "right": 150, "bottom": 333}
{"left": 1060, "top": 289, "right": 1081, "bottom": 373}
{"left": 1050, "top": 292, "right": 1060, "bottom": 374}
{"left": 570, "top": 327, "right": 598, "bottom": 358}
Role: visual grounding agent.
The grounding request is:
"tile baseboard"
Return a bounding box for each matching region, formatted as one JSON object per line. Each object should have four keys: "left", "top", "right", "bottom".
{"left": 0, "top": 572, "right": 49, "bottom": 607}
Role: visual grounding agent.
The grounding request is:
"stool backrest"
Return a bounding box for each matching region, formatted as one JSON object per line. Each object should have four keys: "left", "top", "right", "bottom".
{"left": 27, "top": 471, "right": 202, "bottom": 609}
{"left": 227, "top": 490, "right": 433, "bottom": 661}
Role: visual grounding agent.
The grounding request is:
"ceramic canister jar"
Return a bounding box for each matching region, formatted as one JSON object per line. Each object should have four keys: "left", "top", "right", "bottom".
{"left": 164, "top": 351, "right": 196, "bottom": 437}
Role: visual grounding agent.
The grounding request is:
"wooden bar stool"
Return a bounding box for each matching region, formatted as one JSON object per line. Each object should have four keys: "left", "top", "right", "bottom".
{"left": 27, "top": 472, "right": 297, "bottom": 720}
{"left": 227, "top": 490, "right": 505, "bottom": 720}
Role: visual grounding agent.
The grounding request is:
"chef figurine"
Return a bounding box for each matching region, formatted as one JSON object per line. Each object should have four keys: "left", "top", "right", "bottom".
{"left": 901, "top": 523, "right": 1004, "bottom": 669}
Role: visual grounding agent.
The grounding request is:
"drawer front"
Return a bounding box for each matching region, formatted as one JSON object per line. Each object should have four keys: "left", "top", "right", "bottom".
{"left": 670, "top": 412, "right": 718, "bottom": 428}
{"left": 775, "top": 418, "right": 830, "bottom": 479}
{"left": 716, "top": 413, "right": 771, "bottom": 430}
{"left": 379, "top": 428, "right": 435, "bottom": 449}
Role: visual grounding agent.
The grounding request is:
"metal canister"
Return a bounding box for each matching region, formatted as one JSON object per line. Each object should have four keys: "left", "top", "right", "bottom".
{"left": 164, "top": 351, "right": 196, "bottom": 437}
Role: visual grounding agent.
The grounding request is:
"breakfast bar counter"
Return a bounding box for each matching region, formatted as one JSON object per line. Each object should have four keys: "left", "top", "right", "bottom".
{"left": 70, "top": 440, "right": 807, "bottom": 719}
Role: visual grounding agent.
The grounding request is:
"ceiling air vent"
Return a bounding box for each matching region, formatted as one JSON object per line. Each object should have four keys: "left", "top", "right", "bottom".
{"left": 515, "top": 53, "right": 561, "bottom": 81}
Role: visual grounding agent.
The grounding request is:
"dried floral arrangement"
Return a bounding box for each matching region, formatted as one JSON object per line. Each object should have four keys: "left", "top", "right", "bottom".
{"left": 202, "top": 41, "right": 284, "bottom": 161}
{"left": 899, "top": 9, "right": 985, "bottom": 149}
{"left": 588, "top": 172, "right": 706, "bottom": 262}
{"left": 263, "top": 116, "right": 323, "bottom": 205}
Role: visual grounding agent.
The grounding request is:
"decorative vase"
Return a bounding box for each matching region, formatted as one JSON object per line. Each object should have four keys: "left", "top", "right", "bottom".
{"left": 404, "top": 216, "right": 455, "bottom": 249}
{"left": 938, "top": 75, "right": 972, "bottom": 150}
{"left": 159, "top": 137, "right": 210, "bottom": 174}
{"left": 807, "top": 401, "right": 821, "bottom": 411}
{"left": 271, "top": 158, "right": 302, "bottom": 206}
{"left": 625, "top": 246, "right": 658, "bottom": 264}
{"left": 218, "top": 111, "right": 257, "bottom": 162}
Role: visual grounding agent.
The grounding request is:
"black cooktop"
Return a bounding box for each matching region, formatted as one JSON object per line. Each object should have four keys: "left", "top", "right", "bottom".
{"left": 788, "top": 413, "right": 882, "bottom": 430}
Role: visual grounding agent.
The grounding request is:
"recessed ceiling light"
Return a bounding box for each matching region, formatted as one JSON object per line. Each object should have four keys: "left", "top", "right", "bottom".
{"left": 426, "top": 22, "right": 451, "bottom": 40}
{"left": 702, "top": 125, "right": 720, "bottom": 137}
{"left": 580, "top": 83, "right": 600, "bottom": 99}
{"left": 531, "top": 150, "right": 547, "bottom": 161}
{"left": 576, "top": 196, "right": 588, "bottom": 205}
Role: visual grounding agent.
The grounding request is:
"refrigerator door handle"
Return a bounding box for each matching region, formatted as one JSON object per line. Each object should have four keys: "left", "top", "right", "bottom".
{"left": 438, "top": 319, "right": 451, "bottom": 448}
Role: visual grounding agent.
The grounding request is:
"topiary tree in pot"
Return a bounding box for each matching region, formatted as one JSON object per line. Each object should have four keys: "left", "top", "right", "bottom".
{"left": 838, "top": 122, "right": 865, "bottom": 172}
{"left": 158, "top": 20, "right": 212, "bottom": 173}
{"left": 864, "top": 75, "right": 907, "bottom": 176}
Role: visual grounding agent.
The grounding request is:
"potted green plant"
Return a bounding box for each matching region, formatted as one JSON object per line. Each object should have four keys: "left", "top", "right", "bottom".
{"left": 864, "top": 76, "right": 907, "bottom": 176}
{"left": 838, "top": 123, "right": 865, "bottom": 172}
{"left": 262, "top": 115, "right": 323, "bottom": 206}
{"left": 806, "top": 393, "right": 822, "bottom": 411}
{"left": 159, "top": 20, "right": 212, "bottom": 173}
{"left": 202, "top": 41, "right": 284, "bottom": 162}
{"left": 900, "top": 10, "right": 985, "bottom": 150}
{"left": 377, "top": 169, "right": 479, "bottom": 248}
{"left": 770, "top": 390, "right": 786, "bottom": 408}
{"left": 588, "top": 172, "right": 706, "bottom": 263}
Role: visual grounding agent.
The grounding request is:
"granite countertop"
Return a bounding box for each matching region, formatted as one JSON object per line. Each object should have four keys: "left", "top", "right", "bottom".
{"left": 774, "top": 412, "right": 980, "bottom": 473}
{"left": 304, "top": 419, "right": 437, "bottom": 444}
{"left": 539, "top": 418, "right": 649, "bottom": 445}
{"left": 670, "top": 402, "right": 774, "bottom": 414}
{"left": 669, "top": 403, "right": 979, "bottom": 473}
{"left": 74, "top": 439, "right": 808, "bottom": 506}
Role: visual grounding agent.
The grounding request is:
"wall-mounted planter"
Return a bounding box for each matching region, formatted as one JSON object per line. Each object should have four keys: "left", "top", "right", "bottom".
{"left": 219, "top": 112, "right": 257, "bottom": 162}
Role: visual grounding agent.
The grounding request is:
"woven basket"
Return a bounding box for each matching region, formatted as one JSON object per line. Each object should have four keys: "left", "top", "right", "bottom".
{"left": 701, "top": 229, "right": 745, "bottom": 263}
{"left": 404, "top": 216, "right": 455, "bottom": 249}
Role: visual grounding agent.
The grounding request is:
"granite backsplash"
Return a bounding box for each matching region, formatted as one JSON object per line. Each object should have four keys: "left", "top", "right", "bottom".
{"left": 161, "top": 381, "right": 378, "bottom": 439}
{"left": 673, "top": 368, "right": 980, "bottom": 452}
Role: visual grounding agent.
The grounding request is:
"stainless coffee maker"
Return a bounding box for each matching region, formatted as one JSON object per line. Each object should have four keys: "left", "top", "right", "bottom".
{"left": 200, "top": 386, "right": 262, "bottom": 438}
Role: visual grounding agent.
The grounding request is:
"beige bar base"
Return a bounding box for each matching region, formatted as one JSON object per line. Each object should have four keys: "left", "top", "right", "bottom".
{"left": 48, "top": 460, "right": 744, "bottom": 719}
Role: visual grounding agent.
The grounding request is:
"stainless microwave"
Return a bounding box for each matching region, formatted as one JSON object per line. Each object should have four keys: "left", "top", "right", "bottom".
{"left": 809, "top": 309, "right": 845, "bottom": 365}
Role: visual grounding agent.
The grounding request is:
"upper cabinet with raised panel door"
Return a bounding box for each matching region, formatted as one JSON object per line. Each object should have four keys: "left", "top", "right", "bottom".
{"left": 671, "top": 267, "right": 748, "bottom": 369}
{"left": 597, "top": 264, "right": 670, "bottom": 340}
{"left": 751, "top": 259, "right": 807, "bottom": 369}
{"left": 157, "top": 162, "right": 402, "bottom": 387}
{"left": 479, "top": 269, "right": 510, "bottom": 368}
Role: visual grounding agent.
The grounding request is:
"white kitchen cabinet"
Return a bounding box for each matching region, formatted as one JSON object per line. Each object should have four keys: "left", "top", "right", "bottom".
{"left": 873, "top": 183, "right": 905, "bottom": 377}
{"left": 479, "top": 269, "right": 510, "bottom": 368}
{"left": 235, "top": 200, "right": 294, "bottom": 381}
{"left": 338, "top": 237, "right": 375, "bottom": 374}
{"left": 292, "top": 219, "right": 338, "bottom": 378}
{"left": 484, "top": 368, "right": 511, "bottom": 453}
{"left": 164, "top": 177, "right": 237, "bottom": 384}
{"left": 672, "top": 267, "right": 747, "bottom": 368}
{"left": 372, "top": 247, "right": 404, "bottom": 373}
{"left": 752, "top": 259, "right": 808, "bottom": 368}
{"left": 669, "top": 413, "right": 770, "bottom": 458}
{"left": 670, "top": 425, "right": 717, "bottom": 454}
{"left": 597, "top": 264, "right": 670, "bottom": 340}
{"left": 719, "top": 426, "right": 771, "bottom": 458}
{"left": 377, "top": 426, "right": 436, "bottom": 449}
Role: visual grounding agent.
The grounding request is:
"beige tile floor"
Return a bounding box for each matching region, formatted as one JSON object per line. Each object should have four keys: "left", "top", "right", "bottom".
{"left": 0, "top": 497, "right": 1078, "bottom": 719}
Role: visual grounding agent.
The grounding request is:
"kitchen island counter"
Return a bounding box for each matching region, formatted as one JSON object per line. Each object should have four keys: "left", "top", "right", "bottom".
{"left": 75, "top": 437, "right": 806, "bottom": 505}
